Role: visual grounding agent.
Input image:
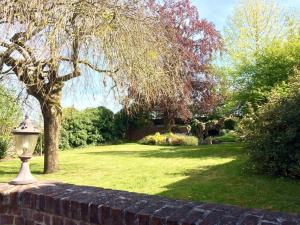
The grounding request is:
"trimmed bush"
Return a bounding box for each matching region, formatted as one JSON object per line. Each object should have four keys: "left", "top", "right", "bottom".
{"left": 241, "top": 71, "right": 300, "bottom": 178}
{"left": 139, "top": 132, "right": 198, "bottom": 146}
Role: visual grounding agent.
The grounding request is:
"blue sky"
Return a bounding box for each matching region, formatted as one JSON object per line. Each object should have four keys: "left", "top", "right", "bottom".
{"left": 192, "top": 0, "right": 300, "bottom": 31}
{"left": 61, "top": 0, "right": 300, "bottom": 113}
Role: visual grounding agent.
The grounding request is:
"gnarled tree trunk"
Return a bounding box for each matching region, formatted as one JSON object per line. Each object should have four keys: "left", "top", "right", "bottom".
{"left": 41, "top": 103, "right": 62, "bottom": 173}
{"left": 32, "top": 83, "right": 63, "bottom": 174}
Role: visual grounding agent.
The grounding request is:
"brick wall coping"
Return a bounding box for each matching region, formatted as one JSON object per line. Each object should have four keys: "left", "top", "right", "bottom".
{"left": 0, "top": 181, "right": 299, "bottom": 225}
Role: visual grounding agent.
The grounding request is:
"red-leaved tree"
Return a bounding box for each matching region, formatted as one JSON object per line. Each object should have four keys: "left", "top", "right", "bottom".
{"left": 140, "top": 0, "right": 224, "bottom": 130}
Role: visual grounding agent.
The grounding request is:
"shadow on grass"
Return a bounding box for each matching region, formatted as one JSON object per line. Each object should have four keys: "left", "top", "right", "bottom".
{"left": 81, "top": 143, "right": 244, "bottom": 159}
{"left": 0, "top": 162, "right": 44, "bottom": 179}
{"left": 156, "top": 155, "right": 300, "bottom": 213}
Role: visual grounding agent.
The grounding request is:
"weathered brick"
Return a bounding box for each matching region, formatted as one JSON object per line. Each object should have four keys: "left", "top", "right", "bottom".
{"left": 219, "top": 216, "right": 239, "bottom": 225}
{"left": 0, "top": 215, "right": 14, "bottom": 224}
{"left": 44, "top": 214, "right": 51, "bottom": 225}
{"left": 20, "top": 191, "right": 32, "bottom": 208}
{"left": 167, "top": 203, "right": 199, "bottom": 225}
{"left": 241, "top": 215, "right": 260, "bottom": 225}
{"left": 37, "top": 195, "right": 46, "bottom": 211}
{"left": 124, "top": 200, "right": 149, "bottom": 225}
{"left": 80, "top": 202, "right": 90, "bottom": 222}
{"left": 45, "top": 196, "right": 57, "bottom": 214}
{"left": 0, "top": 182, "right": 299, "bottom": 225}
{"left": 21, "top": 208, "right": 33, "bottom": 220}
{"left": 101, "top": 205, "right": 112, "bottom": 225}
{"left": 64, "top": 218, "right": 78, "bottom": 225}
{"left": 151, "top": 206, "right": 179, "bottom": 225}
{"left": 281, "top": 221, "right": 297, "bottom": 225}
{"left": 24, "top": 219, "right": 35, "bottom": 225}
{"left": 262, "top": 213, "right": 279, "bottom": 223}
{"left": 200, "top": 210, "right": 226, "bottom": 225}
{"left": 52, "top": 216, "right": 64, "bottom": 225}
{"left": 90, "top": 203, "right": 101, "bottom": 224}
{"left": 33, "top": 212, "right": 44, "bottom": 222}
{"left": 14, "top": 216, "right": 24, "bottom": 225}
{"left": 71, "top": 200, "right": 81, "bottom": 220}
{"left": 60, "top": 198, "right": 71, "bottom": 217}
{"left": 260, "top": 222, "right": 276, "bottom": 225}
{"left": 181, "top": 209, "right": 207, "bottom": 225}
{"left": 0, "top": 205, "right": 9, "bottom": 214}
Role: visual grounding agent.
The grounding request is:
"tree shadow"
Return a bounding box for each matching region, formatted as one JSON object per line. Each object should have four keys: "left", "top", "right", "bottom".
{"left": 156, "top": 157, "right": 300, "bottom": 213}
{"left": 81, "top": 143, "right": 244, "bottom": 159}
{"left": 0, "top": 162, "right": 44, "bottom": 178}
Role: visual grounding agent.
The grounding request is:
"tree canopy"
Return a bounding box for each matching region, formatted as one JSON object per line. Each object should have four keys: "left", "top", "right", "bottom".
{"left": 0, "top": 0, "right": 186, "bottom": 173}
{"left": 131, "top": 0, "right": 223, "bottom": 130}
{"left": 224, "top": 0, "right": 297, "bottom": 66}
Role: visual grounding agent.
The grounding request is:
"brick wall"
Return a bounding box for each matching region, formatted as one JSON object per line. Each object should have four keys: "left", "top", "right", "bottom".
{"left": 0, "top": 182, "right": 299, "bottom": 225}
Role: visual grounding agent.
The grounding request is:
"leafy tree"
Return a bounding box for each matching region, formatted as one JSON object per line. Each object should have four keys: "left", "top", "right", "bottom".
{"left": 0, "top": 85, "right": 21, "bottom": 159}
{"left": 224, "top": 0, "right": 297, "bottom": 66}
{"left": 222, "top": 0, "right": 299, "bottom": 115}
{"left": 241, "top": 70, "right": 300, "bottom": 178}
{"left": 135, "top": 0, "right": 223, "bottom": 130}
{"left": 0, "top": 86, "right": 22, "bottom": 136}
{"left": 232, "top": 36, "right": 300, "bottom": 114}
{"left": 0, "top": 0, "right": 184, "bottom": 173}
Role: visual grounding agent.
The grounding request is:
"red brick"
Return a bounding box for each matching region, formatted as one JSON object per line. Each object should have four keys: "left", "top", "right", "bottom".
{"left": 33, "top": 212, "right": 44, "bottom": 222}
{"left": 0, "top": 215, "right": 14, "bottom": 224}
{"left": 64, "top": 218, "right": 78, "bottom": 225}
{"left": 52, "top": 216, "right": 64, "bottom": 225}
{"left": 14, "top": 216, "right": 24, "bottom": 225}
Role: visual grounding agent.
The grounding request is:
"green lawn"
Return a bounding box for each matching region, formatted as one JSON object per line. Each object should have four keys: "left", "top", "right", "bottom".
{"left": 1, "top": 143, "right": 299, "bottom": 213}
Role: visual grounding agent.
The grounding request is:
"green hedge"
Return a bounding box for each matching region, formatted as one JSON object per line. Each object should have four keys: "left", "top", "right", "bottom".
{"left": 60, "top": 107, "right": 125, "bottom": 149}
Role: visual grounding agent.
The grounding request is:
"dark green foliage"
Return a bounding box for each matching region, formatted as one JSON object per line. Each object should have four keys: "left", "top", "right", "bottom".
{"left": 60, "top": 107, "right": 117, "bottom": 149}
{"left": 112, "top": 110, "right": 128, "bottom": 139}
{"left": 241, "top": 71, "right": 300, "bottom": 178}
{"left": 0, "top": 136, "right": 10, "bottom": 159}
{"left": 224, "top": 118, "right": 236, "bottom": 130}
{"left": 127, "top": 109, "right": 153, "bottom": 129}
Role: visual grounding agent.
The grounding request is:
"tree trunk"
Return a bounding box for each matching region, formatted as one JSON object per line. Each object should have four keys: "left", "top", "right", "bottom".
{"left": 42, "top": 104, "right": 62, "bottom": 173}
{"left": 163, "top": 112, "right": 174, "bottom": 132}
{"left": 31, "top": 83, "right": 64, "bottom": 174}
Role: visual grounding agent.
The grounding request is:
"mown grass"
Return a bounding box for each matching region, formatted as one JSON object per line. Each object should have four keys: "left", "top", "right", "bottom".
{"left": 0, "top": 143, "right": 299, "bottom": 213}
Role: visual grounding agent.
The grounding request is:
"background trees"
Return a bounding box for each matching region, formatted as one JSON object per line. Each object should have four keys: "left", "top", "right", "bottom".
{"left": 222, "top": 0, "right": 300, "bottom": 178}
{"left": 0, "top": 86, "right": 21, "bottom": 159}
{"left": 222, "top": 0, "right": 299, "bottom": 115}
{"left": 0, "top": 0, "right": 184, "bottom": 173}
{"left": 224, "top": 0, "right": 296, "bottom": 65}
